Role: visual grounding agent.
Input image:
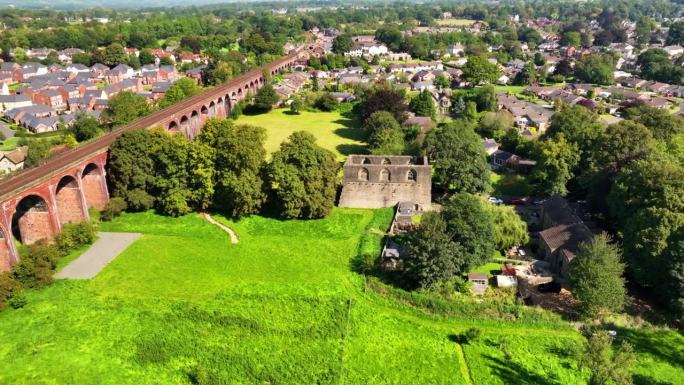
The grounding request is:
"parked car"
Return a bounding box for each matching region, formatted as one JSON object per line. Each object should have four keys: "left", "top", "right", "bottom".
{"left": 510, "top": 198, "right": 529, "bottom": 205}
{"left": 488, "top": 196, "right": 504, "bottom": 205}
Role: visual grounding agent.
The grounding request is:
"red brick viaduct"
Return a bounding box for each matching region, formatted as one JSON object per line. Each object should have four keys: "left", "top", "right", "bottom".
{"left": 0, "top": 50, "right": 306, "bottom": 271}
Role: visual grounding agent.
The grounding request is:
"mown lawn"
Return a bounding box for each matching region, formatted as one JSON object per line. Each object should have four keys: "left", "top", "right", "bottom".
{"left": 0, "top": 209, "right": 681, "bottom": 385}
{"left": 234, "top": 109, "right": 366, "bottom": 159}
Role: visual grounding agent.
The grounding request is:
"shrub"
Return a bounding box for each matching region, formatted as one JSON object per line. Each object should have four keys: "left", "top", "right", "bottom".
{"left": 8, "top": 291, "right": 27, "bottom": 309}
{"left": 461, "top": 327, "right": 482, "bottom": 344}
{"left": 126, "top": 188, "right": 154, "bottom": 211}
{"left": 100, "top": 197, "right": 128, "bottom": 221}
{"left": 12, "top": 241, "right": 60, "bottom": 288}
{"left": 56, "top": 221, "right": 97, "bottom": 254}
{"left": 0, "top": 272, "right": 18, "bottom": 310}
{"left": 314, "top": 93, "right": 339, "bottom": 111}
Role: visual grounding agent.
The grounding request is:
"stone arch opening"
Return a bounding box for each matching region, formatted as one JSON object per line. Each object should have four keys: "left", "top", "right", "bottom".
{"left": 381, "top": 158, "right": 391, "bottom": 165}
{"left": 221, "top": 96, "right": 230, "bottom": 115}
{"left": 82, "top": 163, "right": 107, "bottom": 210}
{"left": 209, "top": 101, "right": 216, "bottom": 117}
{"left": 180, "top": 115, "right": 190, "bottom": 132}
{"left": 380, "top": 169, "right": 391, "bottom": 182}
{"left": 55, "top": 175, "right": 85, "bottom": 225}
{"left": 201, "top": 105, "right": 208, "bottom": 118}
{"left": 12, "top": 194, "right": 55, "bottom": 245}
{"left": 407, "top": 169, "right": 417, "bottom": 182}
{"left": 361, "top": 157, "right": 371, "bottom": 165}
{"left": 358, "top": 168, "right": 369, "bottom": 181}
{"left": 168, "top": 121, "right": 179, "bottom": 131}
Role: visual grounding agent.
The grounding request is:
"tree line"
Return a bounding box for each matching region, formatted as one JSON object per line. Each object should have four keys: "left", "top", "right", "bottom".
{"left": 106, "top": 119, "right": 338, "bottom": 221}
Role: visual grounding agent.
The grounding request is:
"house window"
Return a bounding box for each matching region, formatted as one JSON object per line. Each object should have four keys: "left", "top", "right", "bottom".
{"left": 407, "top": 169, "right": 417, "bottom": 182}
{"left": 358, "top": 168, "right": 369, "bottom": 181}
{"left": 381, "top": 158, "right": 391, "bottom": 165}
{"left": 380, "top": 169, "right": 391, "bottom": 182}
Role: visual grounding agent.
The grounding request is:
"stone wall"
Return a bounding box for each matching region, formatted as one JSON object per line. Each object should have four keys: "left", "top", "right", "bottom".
{"left": 56, "top": 187, "right": 85, "bottom": 224}
{"left": 18, "top": 211, "right": 54, "bottom": 245}
{"left": 82, "top": 173, "right": 107, "bottom": 210}
{"left": 0, "top": 239, "right": 10, "bottom": 272}
{"left": 339, "top": 155, "right": 431, "bottom": 208}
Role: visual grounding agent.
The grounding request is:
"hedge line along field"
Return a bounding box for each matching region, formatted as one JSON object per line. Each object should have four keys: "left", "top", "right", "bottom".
{"left": 0, "top": 208, "right": 682, "bottom": 384}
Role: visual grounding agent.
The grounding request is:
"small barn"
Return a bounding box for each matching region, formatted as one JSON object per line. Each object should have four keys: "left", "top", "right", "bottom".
{"left": 467, "top": 272, "right": 488, "bottom": 295}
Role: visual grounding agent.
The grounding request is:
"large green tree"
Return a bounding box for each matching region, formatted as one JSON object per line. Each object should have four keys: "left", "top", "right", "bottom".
{"left": 358, "top": 86, "right": 408, "bottom": 123}
{"left": 462, "top": 56, "right": 500, "bottom": 85}
{"left": 401, "top": 212, "right": 464, "bottom": 289}
{"left": 424, "top": 122, "right": 490, "bottom": 193}
{"left": 102, "top": 91, "right": 151, "bottom": 127}
{"left": 267, "top": 131, "right": 338, "bottom": 219}
{"left": 158, "top": 77, "right": 202, "bottom": 109}
{"left": 70, "top": 114, "right": 102, "bottom": 142}
{"left": 364, "top": 111, "right": 406, "bottom": 155}
{"left": 486, "top": 204, "right": 529, "bottom": 251}
{"left": 253, "top": 84, "right": 279, "bottom": 112}
{"left": 532, "top": 135, "right": 580, "bottom": 196}
{"left": 441, "top": 193, "right": 496, "bottom": 271}
{"left": 199, "top": 119, "right": 267, "bottom": 218}
{"left": 332, "top": 35, "right": 353, "bottom": 54}
{"left": 569, "top": 234, "right": 627, "bottom": 318}
{"left": 410, "top": 90, "right": 435, "bottom": 118}
{"left": 574, "top": 53, "right": 615, "bottom": 85}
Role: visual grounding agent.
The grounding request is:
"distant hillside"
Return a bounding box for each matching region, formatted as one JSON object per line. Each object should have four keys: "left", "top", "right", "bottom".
{"left": 0, "top": 0, "right": 245, "bottom": 9}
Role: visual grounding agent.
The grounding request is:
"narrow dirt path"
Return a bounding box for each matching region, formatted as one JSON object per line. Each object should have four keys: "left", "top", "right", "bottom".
{"left": 200, "top": 212, "right": 239, "bottom": 244}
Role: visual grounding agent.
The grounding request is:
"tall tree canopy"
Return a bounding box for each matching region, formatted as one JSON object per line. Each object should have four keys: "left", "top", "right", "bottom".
{"left": 267, "top": 131, "right": 338, "bottom": 219}
{"left": 569, "top": 234, "right": 627, "bottom": 318}
{"left": 424, "top": 122, "right": 490, "bottom": 193}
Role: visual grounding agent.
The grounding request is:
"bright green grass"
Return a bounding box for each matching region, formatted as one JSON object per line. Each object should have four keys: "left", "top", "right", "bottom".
{"left": 234, "top": 109, "right": 366, "bottom": 159}
{"left": 0, "top": 136, "right": 21, "bottom": 151}
{"left": 0, "top": 209, "right": 681, "bottom": 384}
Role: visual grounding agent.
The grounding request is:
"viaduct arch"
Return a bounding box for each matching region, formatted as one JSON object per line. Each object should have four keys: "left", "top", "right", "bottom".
{"left": 0, "top": 49, "right": 305, "bottom": 271}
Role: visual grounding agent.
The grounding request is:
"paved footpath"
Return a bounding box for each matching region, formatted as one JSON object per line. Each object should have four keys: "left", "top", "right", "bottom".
{"left": 55, "top": 232, "right": 141, "bottom": 279}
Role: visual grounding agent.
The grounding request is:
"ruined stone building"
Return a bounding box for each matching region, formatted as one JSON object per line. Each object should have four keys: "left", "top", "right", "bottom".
{"left": 338, "top": 155, "right": 431, "bottom": 208}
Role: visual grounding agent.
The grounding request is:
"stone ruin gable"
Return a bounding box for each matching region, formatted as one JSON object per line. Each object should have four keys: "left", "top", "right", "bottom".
{"left": 338, "top": 155, "right": 432, "bottom": 209}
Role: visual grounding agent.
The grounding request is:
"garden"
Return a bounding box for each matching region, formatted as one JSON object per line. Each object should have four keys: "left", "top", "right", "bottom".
{"left": 0, "top": 208, "right": 681, "bottom": 384}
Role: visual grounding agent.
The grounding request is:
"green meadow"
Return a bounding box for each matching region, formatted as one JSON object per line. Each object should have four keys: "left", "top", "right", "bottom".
{"left": 234, "top": 109, "right": 366, "bottom": 159}
{"left": 0, "top": 209, "right": 681, "bottom": 384}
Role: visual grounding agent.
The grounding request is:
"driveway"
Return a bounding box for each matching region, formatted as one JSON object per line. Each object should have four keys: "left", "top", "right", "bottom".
{"left": 0, "top": 121, "right": 14, "bottom": 139}
{"left": 54, "top": 232, "right": 141, "bottom": 279}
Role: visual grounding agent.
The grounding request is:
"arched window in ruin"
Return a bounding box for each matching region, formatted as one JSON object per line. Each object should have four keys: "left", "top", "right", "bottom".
{"left": 358, "top": 168, "right": 369, "bottom": 181}
{"left": 380, "top": 169, "right": 390, "bottom": 182}
{"left": 381, "top": 158, "right": 391, "bottom": 165}
{"left": 362, "top": 157, "right": 371, "bottom": 165}
{"left": 407, "top": 169, "right": 417, "bottom": 182}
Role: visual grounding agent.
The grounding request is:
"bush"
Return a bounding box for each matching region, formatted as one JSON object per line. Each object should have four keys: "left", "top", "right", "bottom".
{"left": 8, "top": 291, "right": 27, "bottom": 309}
{"left": 56, "top": 221, "right": 97, "bottom": 254}
{"left": 101, "top": 197, "right": 127, "bottom": 222}
{"left": 126, "top": 189, "right": 154, "bottom": 211}
{"left": 461, "top": 327, "right": 482, "bottom": 344}
{"left": 0, "top": 272, "right": 18, "bottom": 310}
{"left": 314, "top": 93, "right": 339, "bottom": 112}
{"left": 12, "top": 241, "right": 60, "bottom": 288}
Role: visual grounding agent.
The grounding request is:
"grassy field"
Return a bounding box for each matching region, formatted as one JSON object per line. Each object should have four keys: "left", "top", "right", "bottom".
{"left": 0, "top": 137, "right": 22, "bottom": 151}
{"left": 235, "top": 109, "right": 366, "bottom": 159}
{"left": 0, "top": 209, "right": 681, "bottom": 384}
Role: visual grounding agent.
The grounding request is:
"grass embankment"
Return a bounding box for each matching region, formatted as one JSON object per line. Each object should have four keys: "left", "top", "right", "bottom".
{"left": 0, "top": 209, "right": 681, "bottom": 384}
{"left": 234, "top": 109, "right": 366, "bottom": 159}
